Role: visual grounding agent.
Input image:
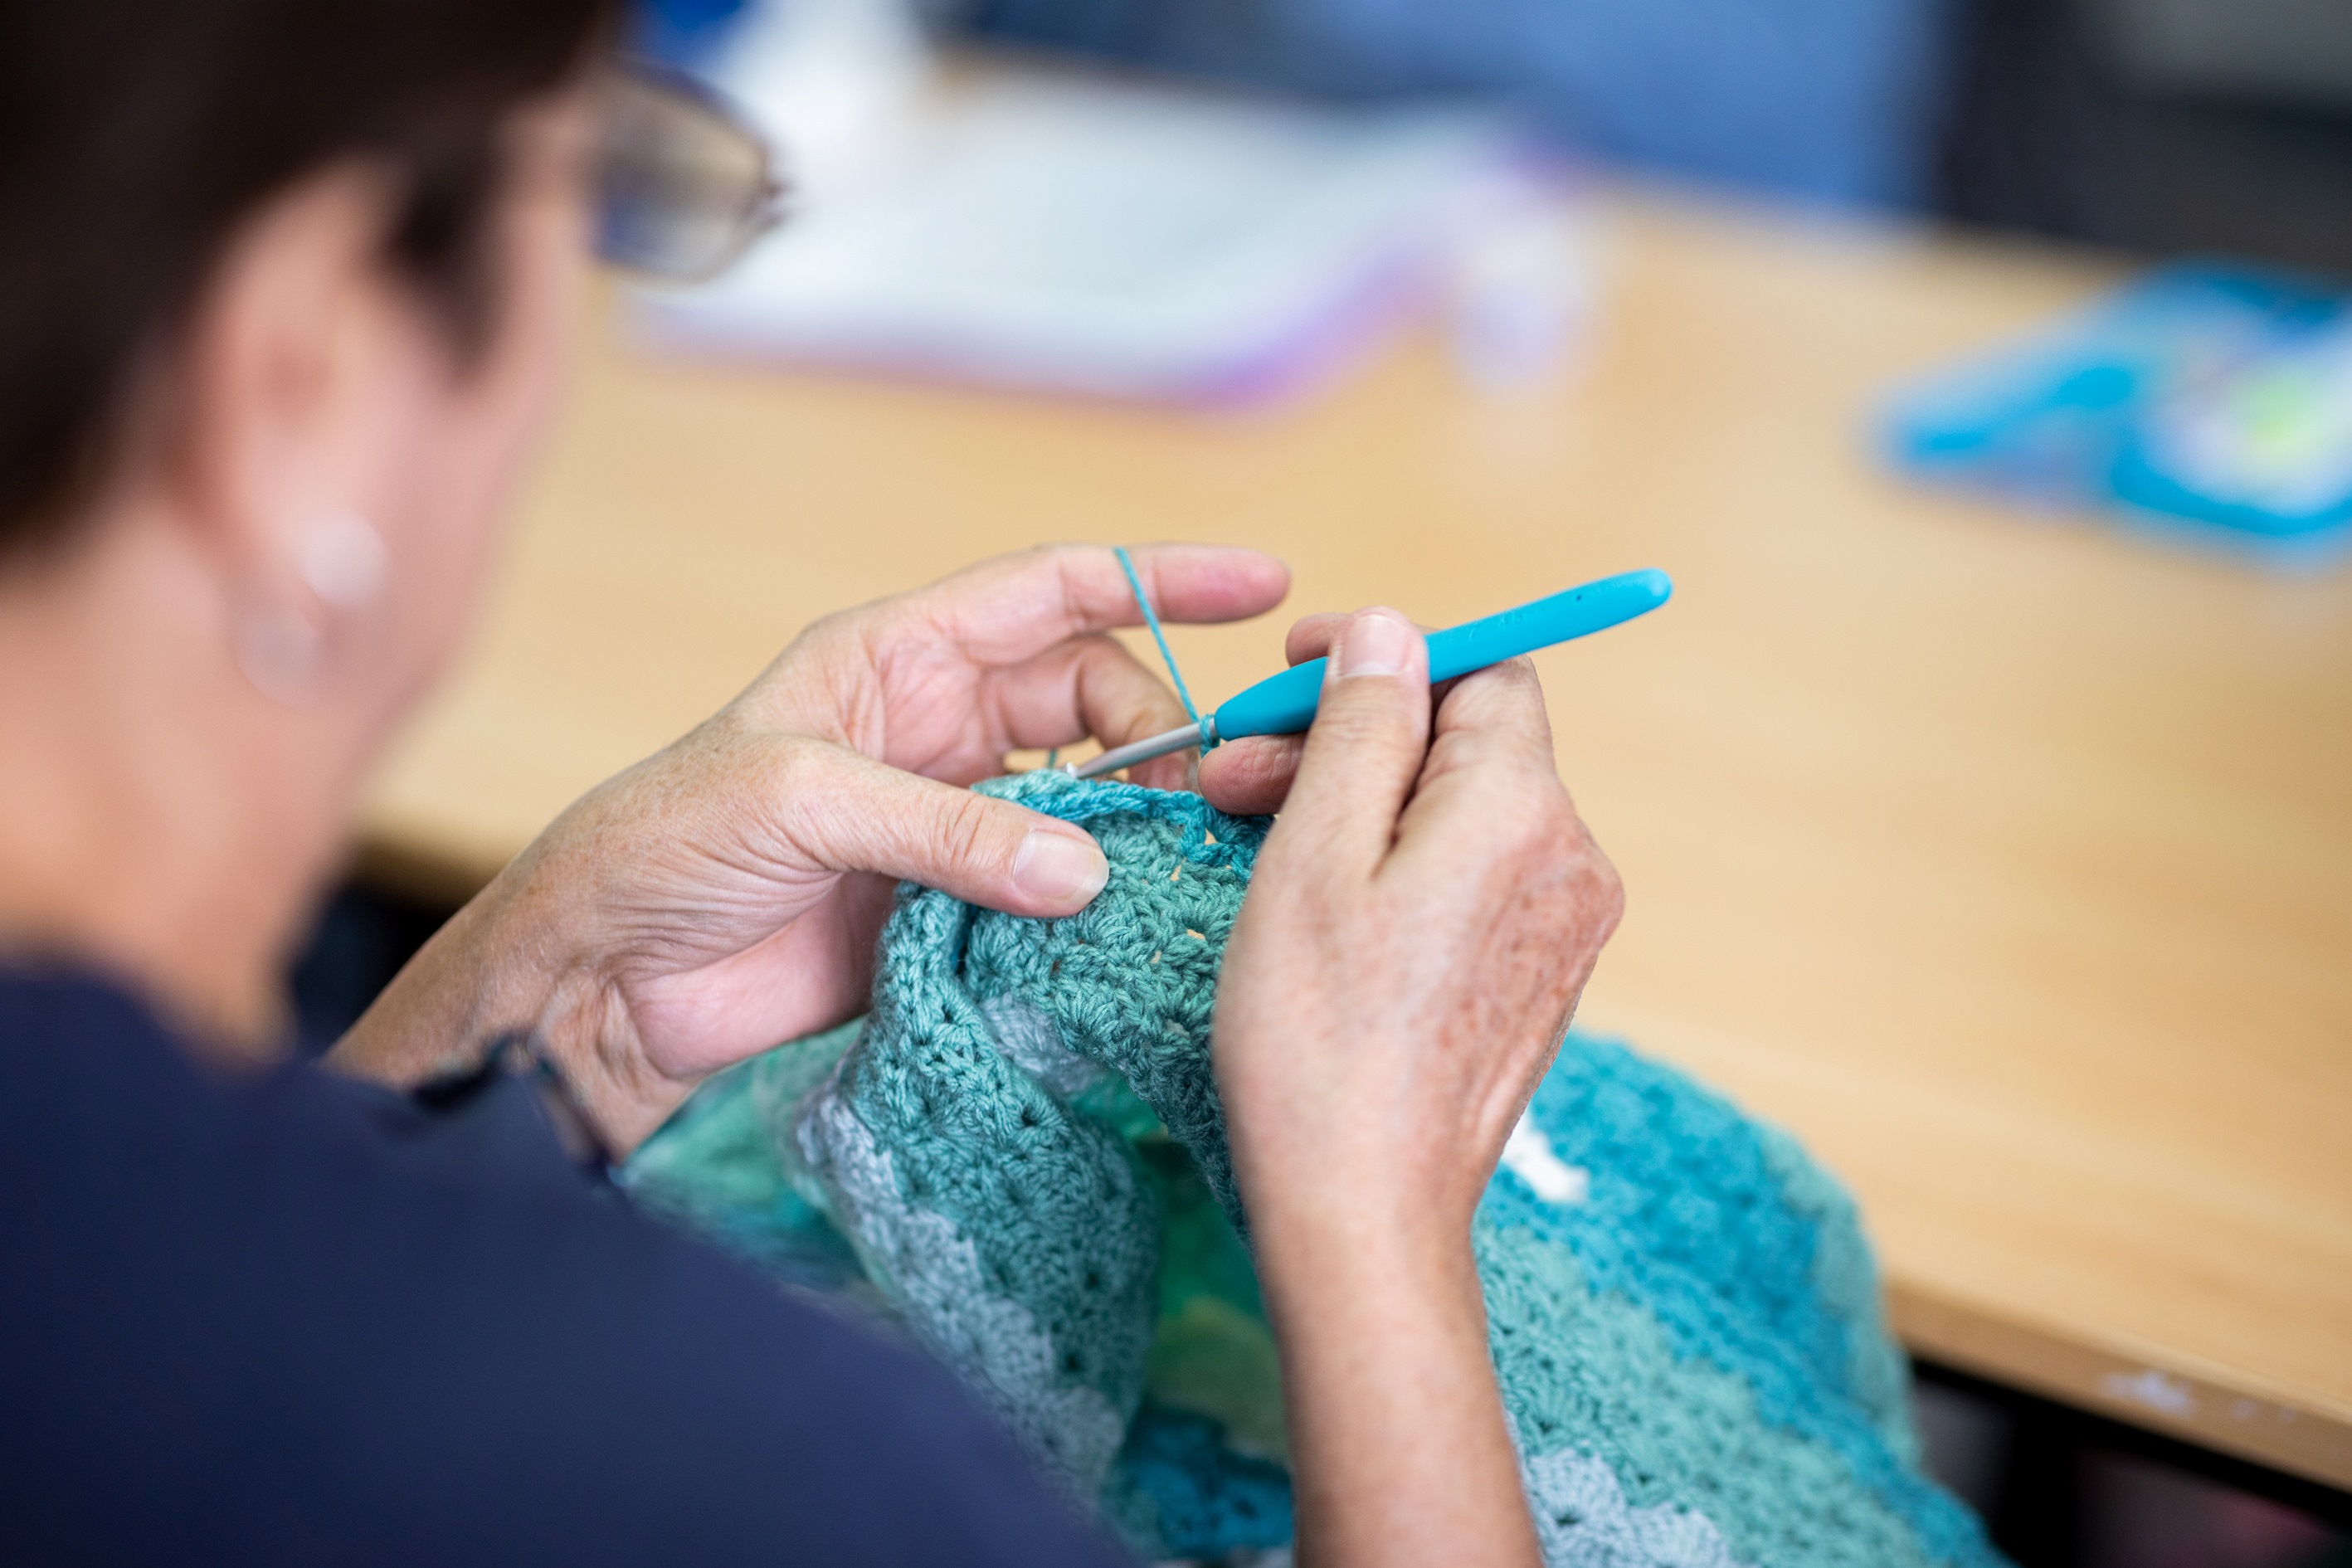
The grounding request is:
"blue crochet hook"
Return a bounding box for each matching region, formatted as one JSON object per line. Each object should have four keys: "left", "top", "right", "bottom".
{"left": 1065, "top": 567, "right": 1672, "bottom": 780}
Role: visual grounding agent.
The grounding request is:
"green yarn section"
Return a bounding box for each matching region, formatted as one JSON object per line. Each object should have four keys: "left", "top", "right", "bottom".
{"left": 1135, "top": 1132, "right": 1286, "bottom": 1461}
{"left": 1482, "top": 1225, "right": 1941, "bottom": 1568}
{"left": 957, "top": 774, "right": 1265, "bottom": 1220}
{"left": 797, "top": 878, "right": 1158, "bottom": 1495}
{"left": 625, "top": 772, "right": 2004, "bottom": 1567}
{"left": 1755, "top": 1124, "right": 1921, "bottom": 1467}
{"left": 622, "top": 1017, "right": 863, "bottom": 1288}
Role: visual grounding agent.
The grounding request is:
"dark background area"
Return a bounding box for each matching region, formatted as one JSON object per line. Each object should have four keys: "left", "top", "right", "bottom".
{"left": 1936, "top": 0, "right": 2352, "bottom": 275}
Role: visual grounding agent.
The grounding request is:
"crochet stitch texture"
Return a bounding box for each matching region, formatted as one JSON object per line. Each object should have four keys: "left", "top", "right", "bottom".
{"left": 626, "top": 772, "right": 2004, "bottom": 1567}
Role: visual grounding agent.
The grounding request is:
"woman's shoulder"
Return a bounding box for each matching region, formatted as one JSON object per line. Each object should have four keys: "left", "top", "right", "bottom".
{"left": 0, "top": 963, "right": 1126, "bottom": 1568}
{"left": 0, "top": 961, "right": 174, "bottom": 1058}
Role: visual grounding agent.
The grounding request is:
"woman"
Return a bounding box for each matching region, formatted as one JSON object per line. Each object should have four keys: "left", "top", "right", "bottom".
{"left": 0, "top": 3, "right": 1623, "bottom": 1564}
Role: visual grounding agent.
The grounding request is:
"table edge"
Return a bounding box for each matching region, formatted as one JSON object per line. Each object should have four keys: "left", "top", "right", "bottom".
{"left": 1889, "top": 1278, "right": 2352, "bottom": 1489}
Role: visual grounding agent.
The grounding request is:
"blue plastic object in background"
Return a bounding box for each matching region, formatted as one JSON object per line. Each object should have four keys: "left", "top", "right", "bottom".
{"left": 1882, "top": 263, "right": 2352, "bottom": 569}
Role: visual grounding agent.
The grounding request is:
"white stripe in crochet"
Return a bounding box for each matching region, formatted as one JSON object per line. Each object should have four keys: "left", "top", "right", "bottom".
{"left": 798, "top": 1089, "right": 1127, "bottom": 1497}
{"left": 977, "top": 991, "right": 1105, "bottom": 1098}
{"left": 1524, "top": 1447, "right": 1748, "bottom": 1568}
{"left": 1502, "top": 1111, "right": 1590, "bottom": 1206}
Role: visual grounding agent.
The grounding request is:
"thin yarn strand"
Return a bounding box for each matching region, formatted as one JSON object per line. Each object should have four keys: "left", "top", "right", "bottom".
{"left": 1113, "top": 545, "right": 1214, "bottom": 752}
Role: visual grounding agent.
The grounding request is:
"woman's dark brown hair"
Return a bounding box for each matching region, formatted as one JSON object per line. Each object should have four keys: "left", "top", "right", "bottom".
{"left": 0, "top": 0, "right": 613, "bottom": 552}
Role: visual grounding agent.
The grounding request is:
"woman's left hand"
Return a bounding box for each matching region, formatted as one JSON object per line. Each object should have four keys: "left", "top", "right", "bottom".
{"left": 331, "top": 543, "right": 1288, "bottom": 1152}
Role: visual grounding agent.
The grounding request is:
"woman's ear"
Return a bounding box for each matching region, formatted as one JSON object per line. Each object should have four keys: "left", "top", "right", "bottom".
{"left": 134, "top": 95, "right": 591, "bottom": 715}
{"left": 159, "top": 161, "right": 432, "bottom": 700}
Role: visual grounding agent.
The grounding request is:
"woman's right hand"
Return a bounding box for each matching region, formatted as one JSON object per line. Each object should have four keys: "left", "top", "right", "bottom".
{"left": 1209, "top": 606, "right": 1622, "bottom": 1568}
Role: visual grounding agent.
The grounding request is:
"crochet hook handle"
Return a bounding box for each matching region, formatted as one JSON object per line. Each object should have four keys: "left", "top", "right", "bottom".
{"left": 1066, "top": 569, "right": 1671, "bottom": 780}
{"left": 1211, "top": 567, "right": 1672, "bottom": 743}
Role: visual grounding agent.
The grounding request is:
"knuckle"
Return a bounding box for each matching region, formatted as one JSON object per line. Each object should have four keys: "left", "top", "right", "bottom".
{"left": 755, "top": 732, "right": 829, "bottom": 796}
{"left": 1443, "top": 651, "right": 1542, "bottom": 709}
{"left": 1580, "top": 845, "right": 1627, "bottom": 936}
{"left": 1480, "top": 811, "right": 1557, "bottom": 874}
{"left": 1040, "top": 542, "right": 1101, "bottom": 622}
{"left": 1474, "top": 775, "right": 1575, "bottom": 863}
{"left": 1530, "top": 791, "right": 1615, "bottom": 892}
{"left": 703, "top": 701, "right": 755, "bottom": 743}
{"left": 1474, "top": 652, "right": 1544, "bottom": 693}
{"left": 753, "top": 737, "right": 842, "bottom": 841}
{"left": 938, "top": 790, "right": 1008, "bottom": 868}
{"left": 1317, "top": 679, "right": 1419, "bottom": 742}
{"left": 798, "top": 597, "right": 898, "bottom": 666}
{"left": 1473, "top": 782, "right": 1620, "bottom": 938}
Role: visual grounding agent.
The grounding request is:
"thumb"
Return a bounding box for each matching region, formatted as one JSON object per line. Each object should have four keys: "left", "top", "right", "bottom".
{"left": 1261, "top": 607, "right": 1431, "bottom": 879}
{"left": 783, "top": 743, "right": 1110, "bottom": 917}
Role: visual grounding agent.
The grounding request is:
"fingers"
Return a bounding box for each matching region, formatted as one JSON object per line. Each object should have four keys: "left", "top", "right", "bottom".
{"left": 894, "top": 543, "right": 1290, "bottom": 668}
{"left": 756, "top": 543, "right": 1282, "bottom": 783}
{"left": 1425, "top": 655, "right": 1559, "bottom": 779}
{"left": 1200, "top": 615, "right": 1337, "bottom": 812}
{"left": 1388, "top": 656, "right": 1590, "bottom": 894}
{"left": 1255, "top": 609, "right": 1432, "bottom": 881}
{"left": 1197, "top": 733, "right": 1304, "bottom": 816}
{"left": 1283, "top": 612, "right": 1346, "bottom": 666}
{"left": 1200, "top": 610, "right": 1418, "bottom": 816}
{"left": 981, "top": 633, "right": 1199, "bottom": 790}
{"left": 777, "top": 743, "right": 1109, "bottom": 916}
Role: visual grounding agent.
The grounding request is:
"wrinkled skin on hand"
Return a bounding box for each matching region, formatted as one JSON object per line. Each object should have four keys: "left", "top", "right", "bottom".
{"left": 1205, "top": 608, "right": 1622, "bottom": 1568}
{"left": 547, "top": 545, "right": 1285, "bottom": 1079}
{"left": 341, "top": 543, "right": 1288, "bottom": 1150}
{"left": 1209, "top": 610, "right": 1624, "bottom": 1254}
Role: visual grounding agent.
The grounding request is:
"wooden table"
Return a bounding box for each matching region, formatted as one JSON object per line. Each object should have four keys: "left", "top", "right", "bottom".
{"left": 361, "top": 189, "right": 2352, "bottom": 1488}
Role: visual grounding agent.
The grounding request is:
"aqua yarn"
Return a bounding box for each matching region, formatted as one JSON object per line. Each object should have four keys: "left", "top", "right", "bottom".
{"left": 625, "top": 772, "right": 2005, "bottom": 1567}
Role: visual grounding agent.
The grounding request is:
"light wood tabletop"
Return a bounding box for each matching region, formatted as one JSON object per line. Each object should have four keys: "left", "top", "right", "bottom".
{"left": 361, "top": 188, "right": 2352, "bottom": 1487}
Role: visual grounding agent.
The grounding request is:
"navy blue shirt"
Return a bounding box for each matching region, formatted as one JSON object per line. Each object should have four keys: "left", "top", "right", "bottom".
{"left": 0, "top": 967, "right": 1130, "bottom": 1567}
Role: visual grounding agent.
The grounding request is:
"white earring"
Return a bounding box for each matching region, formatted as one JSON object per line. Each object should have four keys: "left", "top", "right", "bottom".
{"left": 234, "top": 602, "right": 325, "bottom": 704}
{"left": 295, "top": 508, "right": 387, "bottom": 612}
{"left": 234, "top": 508, "right": 387, "bottom": 705}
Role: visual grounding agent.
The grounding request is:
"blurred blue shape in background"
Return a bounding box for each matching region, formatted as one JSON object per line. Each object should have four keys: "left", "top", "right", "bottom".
{"left": 639, "top": 0, "right": 1957, "bottom": 208}
{"left": 959, "top": 0, "right": 1956, "bottom": 207}
{"left": 1883, "top": 264, "right": 2352, "bottom": 568}
{"left": 635, "top": 0, "right": 754, "bottom": 63}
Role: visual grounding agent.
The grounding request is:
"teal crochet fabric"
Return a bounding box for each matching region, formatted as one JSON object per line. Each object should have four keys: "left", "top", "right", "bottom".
{"left": 625, "top": 772, "right": 2004, "bottom": 1567}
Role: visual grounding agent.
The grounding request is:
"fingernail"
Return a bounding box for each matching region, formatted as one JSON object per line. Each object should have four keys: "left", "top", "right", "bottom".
{"left": 1014, "top": 828, "right": 1109, "bottom": 907}
{"left": 1338, "top": 610, "right": 1413, "bottom": 679}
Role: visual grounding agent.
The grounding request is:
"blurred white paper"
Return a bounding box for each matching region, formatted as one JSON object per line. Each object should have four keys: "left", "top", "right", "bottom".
{"left": 635, "top": 71, "right": 1520, "bottom": 403}
{"left": 702, "top": 0, "right": 934, "bottom": 201}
